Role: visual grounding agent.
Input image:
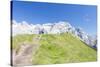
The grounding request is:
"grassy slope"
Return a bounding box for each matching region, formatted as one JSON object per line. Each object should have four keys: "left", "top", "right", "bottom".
{"left": 12, "top": 33, "right": 97, "bottom": 65}
{"left": 12, "top": 34, "right": 37, "bottom": 50}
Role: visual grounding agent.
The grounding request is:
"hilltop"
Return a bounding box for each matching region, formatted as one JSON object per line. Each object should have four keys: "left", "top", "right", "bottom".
{"left": 12, "top": 33, "right": 97, "bottom": 65}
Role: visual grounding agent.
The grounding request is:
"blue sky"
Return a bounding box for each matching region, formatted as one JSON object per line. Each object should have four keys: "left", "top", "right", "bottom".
{"left": 11, "top": 1, "right": 97, "bottom": 36}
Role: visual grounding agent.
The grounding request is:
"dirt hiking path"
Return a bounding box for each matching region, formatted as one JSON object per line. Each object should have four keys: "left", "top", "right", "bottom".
{"left": 12, "top": 35, "right": 42, "bottom": 66}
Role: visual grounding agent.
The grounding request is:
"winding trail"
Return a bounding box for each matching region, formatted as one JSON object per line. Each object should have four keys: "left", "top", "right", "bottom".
{"left": 12, "top": 35, "right": 42, "bottom": 66}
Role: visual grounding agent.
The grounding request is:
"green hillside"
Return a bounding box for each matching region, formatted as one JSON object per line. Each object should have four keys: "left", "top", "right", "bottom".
{"left": 12, "top": 33, "right": 97, "bottom": 65}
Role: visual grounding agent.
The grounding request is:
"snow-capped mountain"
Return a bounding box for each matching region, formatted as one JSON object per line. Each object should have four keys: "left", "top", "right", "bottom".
{"left": 12, "top": 20, "right": 97, "bottom": 48}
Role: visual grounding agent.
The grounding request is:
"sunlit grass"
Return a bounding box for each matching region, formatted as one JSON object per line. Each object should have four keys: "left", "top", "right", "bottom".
{"left": 12, "top": 33, "right": 97, "bottom": 65}
{"left": 12, "top": 34, "right": 36, "bottom": 50}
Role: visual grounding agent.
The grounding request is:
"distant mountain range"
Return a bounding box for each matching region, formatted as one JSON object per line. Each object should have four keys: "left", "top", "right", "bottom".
{"left": 12, "top": 20, "right": 97, "bottom": 48}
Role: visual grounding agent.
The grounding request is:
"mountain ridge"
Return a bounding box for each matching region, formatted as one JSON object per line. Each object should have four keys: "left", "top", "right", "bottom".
{"left": 12, "top": 20, "right": 97, "bottom": 48}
